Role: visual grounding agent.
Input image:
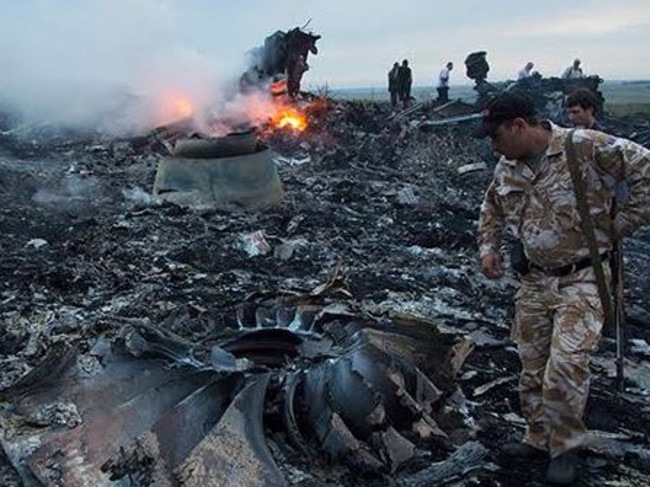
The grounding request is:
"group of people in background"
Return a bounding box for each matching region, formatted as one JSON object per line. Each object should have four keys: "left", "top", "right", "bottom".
{"left": 388, "top": 58, "right": 589, "bottom": 111}
{"left": 388, "top": 60, "right": 412, "bottom": 109}
{"left": 517, "top": 58, "right": 585, "bottom": 81}
{"left": 388, "top": 59, "right": 453, "bottom": 109}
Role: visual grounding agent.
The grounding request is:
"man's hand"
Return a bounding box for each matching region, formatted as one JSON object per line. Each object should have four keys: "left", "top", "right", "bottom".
{"left": 481, "top": 253, "right": 504, "bottom": 279}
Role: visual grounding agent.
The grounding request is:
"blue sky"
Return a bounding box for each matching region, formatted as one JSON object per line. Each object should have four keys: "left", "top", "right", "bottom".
{"left": 1, "top": 0, "right": 648, "bottom": 127}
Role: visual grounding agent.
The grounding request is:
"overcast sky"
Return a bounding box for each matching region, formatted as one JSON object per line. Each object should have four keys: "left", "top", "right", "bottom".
{"left": 178, "top": 0, "right": 650, "bottom": 87}
{"left": 1, "top": 0, "right": 648, "bottom": 128}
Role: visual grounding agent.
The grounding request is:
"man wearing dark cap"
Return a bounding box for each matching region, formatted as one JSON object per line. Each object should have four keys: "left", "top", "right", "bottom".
{"left": 475, "top": 92, "right": 650, "bottom": 484}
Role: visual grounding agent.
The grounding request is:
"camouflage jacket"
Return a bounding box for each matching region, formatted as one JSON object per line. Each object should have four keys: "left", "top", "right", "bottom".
{"left": 478, "top": 122, "right": 650, "bottom": 268}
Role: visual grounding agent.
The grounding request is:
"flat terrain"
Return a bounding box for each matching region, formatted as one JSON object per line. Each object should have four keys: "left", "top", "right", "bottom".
{"left": 329, "top": 80, "right": 650, "bottom": 115}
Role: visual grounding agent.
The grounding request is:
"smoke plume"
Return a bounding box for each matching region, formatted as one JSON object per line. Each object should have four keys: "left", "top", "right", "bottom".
{"left": 0, "top": 0, "right": 245, "bottom": 135}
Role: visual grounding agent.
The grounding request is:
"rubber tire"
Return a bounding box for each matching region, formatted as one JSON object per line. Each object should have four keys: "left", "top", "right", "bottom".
{"left": 172, "top": 131, "right": 258, "bottom": 159}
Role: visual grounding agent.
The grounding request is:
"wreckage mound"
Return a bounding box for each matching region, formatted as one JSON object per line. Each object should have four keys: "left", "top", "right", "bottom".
{"left": 2, "top": 97, "right": 650, "bottom": 486}
{"left": 0, "top": 312, "right": 477, "bottom": 486}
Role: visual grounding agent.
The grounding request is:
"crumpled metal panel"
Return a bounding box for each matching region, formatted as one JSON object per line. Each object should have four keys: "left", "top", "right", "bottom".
{"left": 153, "top": 146, "right": 283, "bottom": 209}
{"left": 175, "top": 375, "right": 285, "bottom": 487}
{"left": 1, "top": 304, "right": 475, "bottom": 485}
{"left": 8, "top": 360, "right": 211, "bottom": 483}
{"left": 0, "top": 341, "right": 250, "bottom": 486}
{"left": 300, "top": 328, "right": 449, "bottom": 472}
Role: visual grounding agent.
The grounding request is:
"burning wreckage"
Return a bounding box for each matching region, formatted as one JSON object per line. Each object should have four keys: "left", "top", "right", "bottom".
{"left": 3, "top": 42, "right": 650, "bottom": 487}
{"left": 240, "top": 25, "right": 321, "bottom": 99}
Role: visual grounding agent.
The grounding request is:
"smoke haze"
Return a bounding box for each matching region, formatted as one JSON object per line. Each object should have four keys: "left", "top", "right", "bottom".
{"left": 0, "top": 0, "right": 239, "bottom": 134}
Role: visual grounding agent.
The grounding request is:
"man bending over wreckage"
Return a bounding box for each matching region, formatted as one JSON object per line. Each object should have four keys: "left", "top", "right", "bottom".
{"left": 475, "top": 92, "right": 650, "bottom": 485}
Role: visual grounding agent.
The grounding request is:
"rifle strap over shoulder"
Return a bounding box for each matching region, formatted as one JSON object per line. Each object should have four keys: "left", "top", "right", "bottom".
{"left": 565, "top": 129, "right": 616, "bottom": 327}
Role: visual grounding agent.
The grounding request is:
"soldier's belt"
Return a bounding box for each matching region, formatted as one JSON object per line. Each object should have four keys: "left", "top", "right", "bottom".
{"left": 530, "top": 252, "right": 610, "bottom": 277}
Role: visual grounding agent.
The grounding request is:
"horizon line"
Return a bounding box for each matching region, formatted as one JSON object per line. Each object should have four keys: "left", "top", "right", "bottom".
{"left": 321, "top": 79, "right": 650, "bottom": 91}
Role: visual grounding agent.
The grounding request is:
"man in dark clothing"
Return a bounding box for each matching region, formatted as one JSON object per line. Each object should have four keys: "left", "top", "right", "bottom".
{"left": 388, "top": 62, "right": 400, "bottom": 109}
{"left": 397, "top": 59, "right": 413, "bottom": 108}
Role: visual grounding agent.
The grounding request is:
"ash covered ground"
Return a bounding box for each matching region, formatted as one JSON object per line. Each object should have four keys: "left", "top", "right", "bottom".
{"left": 2, "top": 98, "right": 650, "bottom": 486}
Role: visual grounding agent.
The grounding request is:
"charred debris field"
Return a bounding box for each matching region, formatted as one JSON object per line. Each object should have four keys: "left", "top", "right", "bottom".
{"left": 2, "top": 96, "right": 650, "bottom": 487}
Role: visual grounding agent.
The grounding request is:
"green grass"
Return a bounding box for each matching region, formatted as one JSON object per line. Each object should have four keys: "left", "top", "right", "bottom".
{"left": 605, "top": 102, "right": 650, "bottom": 116}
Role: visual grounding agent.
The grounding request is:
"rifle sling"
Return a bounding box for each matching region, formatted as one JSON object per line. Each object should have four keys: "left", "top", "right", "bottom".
{"left": 564, "top": 130, "right": 616, "bottom": 328}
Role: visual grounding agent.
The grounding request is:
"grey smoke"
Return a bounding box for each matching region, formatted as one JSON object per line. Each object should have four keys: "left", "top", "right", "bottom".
{"left": 0, "top": 0, "right": 242, "bottom": 135}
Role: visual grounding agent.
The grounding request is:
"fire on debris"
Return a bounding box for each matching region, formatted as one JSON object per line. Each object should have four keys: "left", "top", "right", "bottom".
{"left": 269, "top": 105, "right": 308, "bottom": 132}
{"left": 155, "top": 92, "right": 195, "bottom": 127}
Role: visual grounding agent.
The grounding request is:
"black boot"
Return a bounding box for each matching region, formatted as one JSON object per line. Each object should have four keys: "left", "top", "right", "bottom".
{"left": 546, "top": 452, "right": 578, "bottom": 485}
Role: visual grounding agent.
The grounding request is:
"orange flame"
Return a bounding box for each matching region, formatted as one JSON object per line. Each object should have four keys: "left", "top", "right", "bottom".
{"left": 156, "top": 92, "right": 195, "bottom": 126}
{"left": 173, "top": 96, "right": 194, "bottom": 118}
{"left": 271, "top": 106, "right": 308, "bottom": 131}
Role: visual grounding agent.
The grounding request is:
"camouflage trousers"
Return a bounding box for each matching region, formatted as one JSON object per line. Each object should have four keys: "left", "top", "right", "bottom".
{"left": 512, "top": 266, "right": 605, "bottom": 458}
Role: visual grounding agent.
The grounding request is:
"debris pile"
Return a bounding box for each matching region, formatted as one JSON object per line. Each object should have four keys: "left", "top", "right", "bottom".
{"left": 1, "top": 94, "right": 650, "bottom": 486}
{"left": 1, "top": 309, "right": 479, "bottom": 486}
{"left": 153, "top": 130, "right": 284, "bottom": 208}
{"left": 461, "top": 50, "right": 650, "bottom": 148}
{"left": 241, "top": 26, "right": 321, "bottom": 99}
{"left": 507, "top": 76, "right": 650, "bottom": 146}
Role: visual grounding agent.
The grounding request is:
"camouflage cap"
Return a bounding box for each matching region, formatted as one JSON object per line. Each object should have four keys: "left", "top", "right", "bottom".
{"left": 473, "top": 91, "right": 536, "bottom": 138}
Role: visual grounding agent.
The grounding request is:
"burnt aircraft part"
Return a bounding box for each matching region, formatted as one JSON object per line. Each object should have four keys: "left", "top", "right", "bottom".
{"left": 259, "top": 27, "right": 320, "bottom": 79}
{"left": 172, "top": 131, "right": 258, "bottom": 159}
{"left": 1, "top": 305, "right": 476, "bottom": 486}
{"left": 241, "top": 26, "right": 321, "bottom": 96}
{"left": 100, "top": 375, "right": 245, "bottom": 483}
{"left": 221, "top": 328, "right": 304, "bottom": 365}
{"left": 281, "top": 371, "right": 313, "bottom": 456}
{"left": 298, "top": 328, "right": 451, "bottom": 472}
{"left": 174, "top": 375, "right": 286, "bottom": 487}
{"left": 0, "top": 345, "right": 241, "bottom": 486}
{"left": 153, "top": 132, "right": 284, "bottom": 209}
{"left": 465, "top": 51, "right": 490, "bottom": 83}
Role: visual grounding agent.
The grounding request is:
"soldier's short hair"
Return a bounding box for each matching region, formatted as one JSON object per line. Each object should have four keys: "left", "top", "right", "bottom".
{"left": 473, "top": 91, "right": 537, "bottom": 138}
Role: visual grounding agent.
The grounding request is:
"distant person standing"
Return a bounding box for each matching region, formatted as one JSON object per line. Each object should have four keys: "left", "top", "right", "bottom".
{"left": 397, "top": 59, "right": 413, "bottom": 108}
{"left": 388, "top": 62, "right": 400, "bottom": 109}
{"left": 566, "top": 88, "right": 601, "bottom": 130}
{"left": 436, "top": 62, "right": 453, "bottom": 103}
{"left": 518, "top": 62, "right": 534, "bottom": 80}
{"left": 562, "top": 59, "right": 584, "bottom": 79}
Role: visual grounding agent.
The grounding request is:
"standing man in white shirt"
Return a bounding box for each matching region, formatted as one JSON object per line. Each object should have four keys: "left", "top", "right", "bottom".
{"left": 436, "top": 61, "right": 453, "bottom": 103}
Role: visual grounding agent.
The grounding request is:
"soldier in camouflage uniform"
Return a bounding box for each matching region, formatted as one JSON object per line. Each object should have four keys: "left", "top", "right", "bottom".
{"left": 474, "top": 92, "right": 650, "bottom": 484}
